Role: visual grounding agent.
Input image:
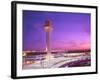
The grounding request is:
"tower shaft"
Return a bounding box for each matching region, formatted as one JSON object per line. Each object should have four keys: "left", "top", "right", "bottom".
{"left": 46, "top": 31, "right": 51, "bottom": 54}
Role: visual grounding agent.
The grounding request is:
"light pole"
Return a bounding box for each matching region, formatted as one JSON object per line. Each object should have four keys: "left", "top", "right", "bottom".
{"left": 44, "top": 20, "right": 53, "bottom": 68}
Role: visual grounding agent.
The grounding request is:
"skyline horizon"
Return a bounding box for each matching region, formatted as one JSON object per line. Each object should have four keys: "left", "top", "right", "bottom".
{"left": 23, "top": 48, "right": 91, "bottom": 52}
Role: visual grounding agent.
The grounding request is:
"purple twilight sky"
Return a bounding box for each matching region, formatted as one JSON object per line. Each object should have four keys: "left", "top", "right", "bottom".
{"left": 23, "top": 10, "right": 91, "bottom": 51}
